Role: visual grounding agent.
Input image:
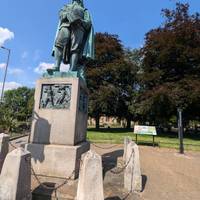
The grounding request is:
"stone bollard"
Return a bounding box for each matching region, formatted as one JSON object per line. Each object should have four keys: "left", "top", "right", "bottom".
{"left": 0, "top": 133, "right": 10, "bottom": 173}
{"left": 0, "top": 148, "right": 32, "bottom": 200}
{"left": 124, "top": 141, "right": 142, "bottom": 192}
{"left": 123, "top": 137, "right": 132, "bottom": 162}
{"left": 76, "top": 150, "right": 104, "bottom": 200}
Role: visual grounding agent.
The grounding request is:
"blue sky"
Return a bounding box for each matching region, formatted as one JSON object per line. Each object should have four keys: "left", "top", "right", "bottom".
{"left": 0, "top": 0, "right": 199, "bottom": 91}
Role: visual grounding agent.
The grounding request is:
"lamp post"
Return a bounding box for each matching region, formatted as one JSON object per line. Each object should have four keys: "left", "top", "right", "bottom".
{"left": 0, "top": 46, "right": 10, "bottom": 102}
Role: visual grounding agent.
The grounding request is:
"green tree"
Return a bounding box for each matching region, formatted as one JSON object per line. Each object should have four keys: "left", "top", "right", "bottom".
{"left": 86, "top": 33, "right": 139, "bottom": 128}
{"left": 137, "top": 3, "right": 200, "bottom": 126}
{"left": 86, "top": 33, "right": 124, "bottom": 128}
{"left": 0, "top": 87, "right": 34, "bottom": 132}
{"left": 115, "top": 49, "right": 140, "bottom": 128}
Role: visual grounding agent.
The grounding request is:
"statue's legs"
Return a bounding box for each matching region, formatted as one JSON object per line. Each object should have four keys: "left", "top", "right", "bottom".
{"left": 54, "top": 47, "right": 63, "bottom": 71}
{"left": 54, "top": 27, "right": 70, "bottom": 71}
{"left": 70, "top": 53, "right": 79, "bottom": 71}
{"left": 70, "top": 27, "right": 85, "bottom": 71}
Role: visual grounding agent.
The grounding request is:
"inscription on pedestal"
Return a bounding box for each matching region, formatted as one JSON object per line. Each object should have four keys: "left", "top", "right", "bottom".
{"left": 79, "top": 90, "right": 88, "bottom": 113}
{"left": 40, "top": 84, "right": 72, "bottom": 109}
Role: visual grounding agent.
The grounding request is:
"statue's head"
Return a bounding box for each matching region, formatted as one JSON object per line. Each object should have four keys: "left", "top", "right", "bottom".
{"left": 72, "top": 0, "right": 84, "bottom": 7}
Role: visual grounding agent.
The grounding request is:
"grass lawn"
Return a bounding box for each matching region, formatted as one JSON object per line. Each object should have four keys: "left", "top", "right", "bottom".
{"left": 87, "top": 128, "right": 200, "bottom": 151}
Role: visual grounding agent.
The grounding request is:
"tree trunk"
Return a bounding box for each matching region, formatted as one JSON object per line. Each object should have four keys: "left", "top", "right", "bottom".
{"left": 95, "top": 115, "right": 100, "bottom": 129}
{"left": 167, "top": 126, "right": 171, "bottom": 133}
{"left": 126, "top": 118, "right": 131, "bottom": 129}
{"left": 195, "top": 124, "right": 198, "bottom": 134}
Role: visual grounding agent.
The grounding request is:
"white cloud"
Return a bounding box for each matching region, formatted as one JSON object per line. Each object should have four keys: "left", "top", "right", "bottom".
{"left": 0, "top": 82, "right": 22, "bottom": 92}
{"left": 34, "top": 62, "right": 54, "bottom": 74}
{"left": 8, "top": 68, "right": 24, "bottom": 75}
{"left": 34, "top": 62, "right": 69, "bottom": 74}
{"left": 0, "top": 63, "right": 6, "bottom": 70}
{"left": 0, "top": 63, "right": 24, "bottom": 77}
{"left": 0, "top": 63, "right": 24, "bottom": 75}
{"left": 21, "top": 51, "right": 28, "bottom": 59}
{"left": 60, "top": 63, "right": 70, "bottom": 72}
{"left": 0, "top": 27, "right": 14, "bottom": 46}
{"left": 29, "top": 81, "right": 36, "bottom": 86}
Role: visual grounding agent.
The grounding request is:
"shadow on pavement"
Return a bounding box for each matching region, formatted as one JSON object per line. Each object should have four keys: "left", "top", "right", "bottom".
{"left": 142, "top": 175, "right": 147, "bottom": 192}
{"left": 88, "top": 128, "right": 133, "bottom": 133}
{"left": 105, "top": 197, "right": 121, "bottom": 200}
{"left": 32, "top": 182, "right": 55, "bottom": 200}
{"left": 102, "top": 149, "right": 123, "bottom": 178}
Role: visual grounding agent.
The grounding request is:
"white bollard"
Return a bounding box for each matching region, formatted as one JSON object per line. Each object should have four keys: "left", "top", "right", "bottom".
{"left": 124, "top": 141, "right": 142, "bottom": 192}
{"left": 76, "top": 150, "right": 104, "bottom": 200}
{"left": 0, "top": 148, "right": 32, "bottom": 200}
{"left": 123, "top": 137, "right": 132, "bottom": 162}
{"left": 0, "top": 133, "right": 9, "bottom": 173}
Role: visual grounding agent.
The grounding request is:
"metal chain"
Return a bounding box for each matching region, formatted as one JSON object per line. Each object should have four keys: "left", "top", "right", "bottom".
{"left": 9, "top": 141, "right": 76, "bottom": 191}
{"left": 91, "top": 142, "right": 121, "bottom": 149}
{"left": 31, "top": 166, "right": 75, "bottom": 191}
{"left": 9, "top": 141, "right": 18, "bottom": 149}
{"left": 121, "top": 191, "right": 131, "bottom": 200}
{"left": 109, "top": 150, "right": 134, "bottom": 174}
{"left": 9, "top": 141, "right": 133, "bottom": 198}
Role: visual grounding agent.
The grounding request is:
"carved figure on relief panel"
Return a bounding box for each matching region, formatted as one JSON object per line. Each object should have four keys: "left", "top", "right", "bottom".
{"left": 56, "top": 86, "right": 71, "bottom": 107}
{"left": 41, "top": 86, "right": 54, "bottom": 108}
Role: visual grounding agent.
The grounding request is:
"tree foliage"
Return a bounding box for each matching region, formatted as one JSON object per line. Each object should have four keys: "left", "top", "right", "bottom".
{"left": 86, "top": 33, "right": 139, "bottom": 128}
{"left": 0, "top": 87, "right": 34, "bottom": 132}
{"left": 136, "top": 3, "right": 200, "bottom": 125}
{"left": 1, "top": 3, "right": 200, "bottom": 131}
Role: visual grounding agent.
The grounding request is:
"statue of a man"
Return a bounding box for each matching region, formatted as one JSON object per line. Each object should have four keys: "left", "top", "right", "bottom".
{"left": 48, "top": 0, "right": 94, "bottom": 75}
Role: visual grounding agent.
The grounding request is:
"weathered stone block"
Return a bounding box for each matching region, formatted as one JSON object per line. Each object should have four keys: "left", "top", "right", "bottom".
{"left": 0, "top": 148, "right": 32, "bottom": 200}
{"left": 26, "top": 141, "right": 90, "bottom": 179}
{"left": 30, "top": 77, "right": 88, "bottom": 146}
{"left": 27, "top": 77, "right": 90, "bottom": 182}
{"left": 76, "top": 150, "right": 104, "bottom": 200}
{"left": 124, "top": 141, "right": 142, "bottom": 192}
{"left": 0, "top": 133, "right": 9, "bottom": 173}
{"left": 123, "top": 137, "right": 132, "bottom": 162}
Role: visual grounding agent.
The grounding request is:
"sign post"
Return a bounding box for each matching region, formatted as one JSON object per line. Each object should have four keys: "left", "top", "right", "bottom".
{"left": 134, "top": 125, "right": 157, "bottom": 147}
{"left": 178, "top": 108, "right": 184, "bottom": 154}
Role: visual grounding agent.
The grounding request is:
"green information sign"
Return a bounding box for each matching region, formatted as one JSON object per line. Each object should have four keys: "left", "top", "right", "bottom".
{"left": 134, "top": 125, "right": 157, "bottom": 136}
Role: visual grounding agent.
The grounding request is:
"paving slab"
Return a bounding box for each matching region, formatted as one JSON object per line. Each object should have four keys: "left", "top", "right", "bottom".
{"left": 9, "top": 138, "right": 200, "bottom": 200}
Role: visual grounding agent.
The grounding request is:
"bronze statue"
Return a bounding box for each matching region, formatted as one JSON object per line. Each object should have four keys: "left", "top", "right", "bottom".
{"left": 47, "top": 0, "right": 94, "bottom": 76}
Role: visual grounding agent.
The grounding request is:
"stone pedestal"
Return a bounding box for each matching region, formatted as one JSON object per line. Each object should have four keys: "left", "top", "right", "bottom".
{"left": 0, "top": 148, "right": 31, "bottom": 200}
{"left": 0, "top": 133, "right": 9, "bottom": 173}
{"left": 123, "top": 137, "right": 132, "bottom": 162}
{"left": 124, "top": 141, "right": 142, "bottom": 192}
{"left": 27, "top": 142, "right": 89, "bottom": 179}
{"left": 26, "top": 77, "right": 90, "bottom": 179}
{"left": 76, "top": 150, "right": 104, "bottom": 200}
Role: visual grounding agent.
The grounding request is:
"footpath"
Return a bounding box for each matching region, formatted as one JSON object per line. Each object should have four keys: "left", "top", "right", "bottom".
{"left": 9, "top": 137, "right": 200, "bottom": 200}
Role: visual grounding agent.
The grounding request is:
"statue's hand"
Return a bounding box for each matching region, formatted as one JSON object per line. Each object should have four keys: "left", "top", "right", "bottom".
{"left": 70, "top": 18, "right": 82, "bottom": 26}
{"left": 59, "top": 8, "right": 69, "bottom": 22}
{"left": 78, "top": 19, "right": 91, "bottom": 30}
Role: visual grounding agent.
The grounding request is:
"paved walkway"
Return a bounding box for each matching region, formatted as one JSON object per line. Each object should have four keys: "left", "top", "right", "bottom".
{"left": 9, "top": 136, "right": 29, "bottom": 151}
{"left": 92, "top": 144, "right": 200, "bottom": 200}
{"left": 139, "top": 146, "right": 200, "bottom": 200}
{"left": 9, "top": 137, "right": 200, "bottom": 200}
